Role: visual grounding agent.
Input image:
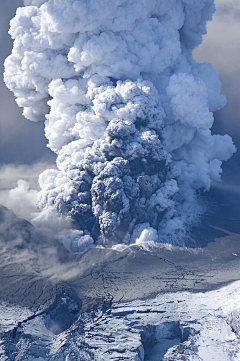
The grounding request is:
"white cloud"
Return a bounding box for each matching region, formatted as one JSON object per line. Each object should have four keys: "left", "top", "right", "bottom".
{"left": 0, "top": 162, "right": 53, "bottom": 220}
{"left": 3, "top": 0, "right": 236, "bottom": 247}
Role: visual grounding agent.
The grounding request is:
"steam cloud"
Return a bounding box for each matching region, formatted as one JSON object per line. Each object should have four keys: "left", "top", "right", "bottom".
{"left": 4, "top": 0, "right": 236, "bottom": 247}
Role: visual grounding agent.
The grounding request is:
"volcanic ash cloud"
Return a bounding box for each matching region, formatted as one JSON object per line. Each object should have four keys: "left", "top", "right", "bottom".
{"left": 4, "top": 0, "right": 236, "bottom": 247}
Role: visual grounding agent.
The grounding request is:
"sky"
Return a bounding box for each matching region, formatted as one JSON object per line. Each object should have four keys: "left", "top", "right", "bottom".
{"left": 0, "top": 0, "right": 55, "bottom": 165}
{"left": 0, "top": 0, "right": 239, "bottom": 185}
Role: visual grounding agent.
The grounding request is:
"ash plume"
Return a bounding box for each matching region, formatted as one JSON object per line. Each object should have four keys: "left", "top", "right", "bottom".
{"left": 4, "top": 0, "right": 236, "bottom": 247}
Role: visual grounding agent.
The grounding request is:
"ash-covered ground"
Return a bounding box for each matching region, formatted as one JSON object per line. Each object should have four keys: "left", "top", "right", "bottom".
{"left": 1, "top": 185, "right": 240, "bottom": 360}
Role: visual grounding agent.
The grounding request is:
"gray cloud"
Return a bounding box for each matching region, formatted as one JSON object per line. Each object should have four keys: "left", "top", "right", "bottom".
{"left": 216, "top": 0, "right": 240, "bottom": 20}
{"left": 0, "top": 162, "right": 92, "bottom": 257}
{"left": 194, "top": 0, "right": 240, "bottom": 183}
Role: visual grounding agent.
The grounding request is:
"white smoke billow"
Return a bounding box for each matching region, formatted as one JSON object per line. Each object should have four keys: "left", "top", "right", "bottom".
{"left": 4, "top": 0, "right": 236, "bottom": 247}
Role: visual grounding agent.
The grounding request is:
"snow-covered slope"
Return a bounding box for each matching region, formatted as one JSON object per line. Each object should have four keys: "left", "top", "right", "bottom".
{"left": 2, "top": 281, "right": 240, "bottom": 360}
{"left": 85, "top": 281, "right": 240, "bottom": 360}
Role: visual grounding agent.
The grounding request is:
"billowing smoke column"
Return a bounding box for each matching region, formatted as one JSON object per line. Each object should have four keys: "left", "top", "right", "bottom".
{"left": 4, "top": 0, "right": 236, "bottom": 247}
